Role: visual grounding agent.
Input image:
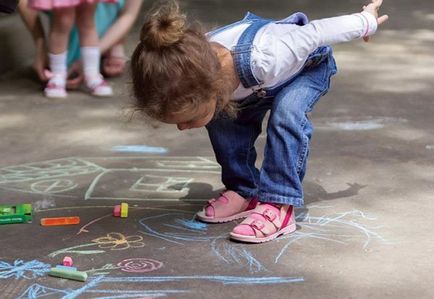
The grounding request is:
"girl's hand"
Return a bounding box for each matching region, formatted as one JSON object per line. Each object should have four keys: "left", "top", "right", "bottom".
{"left": 66, "top": 61, "right": 84, "bottom": 90}
{"left": 362, "top": 0, "right": 389, "bottom": 42}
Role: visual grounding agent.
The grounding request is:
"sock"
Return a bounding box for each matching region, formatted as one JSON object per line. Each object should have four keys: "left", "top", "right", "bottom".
{"left": 81, "top": 46, "right": 102, "bottom": 86}
{"left": 48, "top": 52, "right": 67, "bottom": 86}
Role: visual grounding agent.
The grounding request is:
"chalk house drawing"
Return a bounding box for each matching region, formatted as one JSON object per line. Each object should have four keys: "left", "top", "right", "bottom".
{"left": 0, "top": 156, "right": 221, "bottom": 201}
{"left": 130, "top": 174, "right": 193, "bottom": 193}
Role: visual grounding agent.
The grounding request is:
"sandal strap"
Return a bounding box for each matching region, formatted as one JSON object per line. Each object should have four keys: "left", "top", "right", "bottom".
{"left": 256, "top": 204, "right": 283, "bottom": 228}
{"left": 202, "top": 190, "right": 253, "bottom": 219}
{"left": 206, "top": 191, "right": 229, "bottom": 207}
{"left": 247, "top": 217, "right": 276, "bottom": 237}
{"left": 245, "top": 196, "right": 259, "bottom": 210}
{"left": 242, "top": 204, "right": 288, "bottom": 237}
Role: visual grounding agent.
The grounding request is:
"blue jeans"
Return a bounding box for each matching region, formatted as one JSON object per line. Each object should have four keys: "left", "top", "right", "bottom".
{"left": 206, "top": 56, "right": 336, "bottom": 207}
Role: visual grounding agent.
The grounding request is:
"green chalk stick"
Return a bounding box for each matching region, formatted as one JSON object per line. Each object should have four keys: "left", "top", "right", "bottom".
{"left": 48, "top": 267, "right": 87, "bottom": 282}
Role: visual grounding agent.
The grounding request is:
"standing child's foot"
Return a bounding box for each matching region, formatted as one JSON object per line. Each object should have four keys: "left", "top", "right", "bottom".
{"left": 230, "top": 203, "right": 296, "bottom": 243}
{"left": 86, "top": 75, "right": 113, "bottom": 97}
{"left": 44, "top": 75, "right": 67, "bottom": 98}
{"left": 196, "top": 190, "right": 258, "bottom": 223}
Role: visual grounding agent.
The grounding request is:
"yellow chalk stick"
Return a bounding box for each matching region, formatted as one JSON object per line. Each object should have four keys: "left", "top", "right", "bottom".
{"left": 120, "top": 203, "right": 128, "bottom": 218}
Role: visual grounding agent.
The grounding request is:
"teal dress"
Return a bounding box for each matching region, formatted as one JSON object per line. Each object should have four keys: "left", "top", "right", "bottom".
{"left": 66, "top": 0, "right": 125, "bottom": 66}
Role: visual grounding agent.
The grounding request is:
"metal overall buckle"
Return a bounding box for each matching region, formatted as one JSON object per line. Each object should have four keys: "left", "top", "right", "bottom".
{"left": 253, "top": 85, "right": 266, "bottom": 98}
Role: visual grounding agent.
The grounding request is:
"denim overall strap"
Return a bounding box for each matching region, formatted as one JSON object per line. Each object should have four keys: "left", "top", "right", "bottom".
{"left": 207, "top": 12, "right": 264, "bottom": 38}
{"left": 231, "top": 12, "right": 309, "bottom": 90}
{"left": 232, "top": 20, "right": 272, "bottom": 88}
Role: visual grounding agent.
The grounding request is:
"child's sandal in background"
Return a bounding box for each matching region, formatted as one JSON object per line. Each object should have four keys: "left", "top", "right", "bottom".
{"left": 44, "top": 75, "right": 67, "bottom": 98}
{"left": 86, "top": 75, "right": 113, "bottom": 97}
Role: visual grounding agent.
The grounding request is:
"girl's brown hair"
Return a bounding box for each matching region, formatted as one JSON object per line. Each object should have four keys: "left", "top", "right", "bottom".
{"left": 131, "top": 0, "right": 235, "bottom": 121}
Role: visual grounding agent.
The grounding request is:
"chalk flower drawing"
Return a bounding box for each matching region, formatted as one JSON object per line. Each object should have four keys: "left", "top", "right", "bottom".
{"left": 48, "top": 232, "right": 144, "bottom": 257}
{"left": 92, "top": 233, "right": 145, "bottom": 250}
{"left": 0, "top": 259, "right": 51, "bottom": 279}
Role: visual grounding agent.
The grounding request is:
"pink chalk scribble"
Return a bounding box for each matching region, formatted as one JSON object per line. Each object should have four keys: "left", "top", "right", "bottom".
{"left": 117, "top": 258, "right": 163, "bottom": 273}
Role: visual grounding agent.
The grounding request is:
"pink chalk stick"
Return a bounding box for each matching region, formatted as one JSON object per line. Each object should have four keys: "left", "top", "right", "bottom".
{"left": 63, "top": 256, "right": 73, "bottom": 267}
{"left": 113, "top": 205, "right": 121, "bottom": 217}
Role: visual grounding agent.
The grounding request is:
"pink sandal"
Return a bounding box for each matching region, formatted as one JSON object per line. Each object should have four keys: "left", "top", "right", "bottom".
{"left": 230, "top": 203, "right": 296, "bottom": 243}
{"left": 196, "top": 190, "right": 258, "bottom": 223}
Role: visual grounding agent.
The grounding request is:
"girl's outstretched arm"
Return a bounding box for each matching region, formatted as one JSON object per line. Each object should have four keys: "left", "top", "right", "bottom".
{"left": 362, "top": 0, "right": 389, "bottom": 42}
{"left": 252, "top": 0, "right": 389, "bottom": 84}
{"left": 285, "top": 0, "right": 388, "bottom": 55}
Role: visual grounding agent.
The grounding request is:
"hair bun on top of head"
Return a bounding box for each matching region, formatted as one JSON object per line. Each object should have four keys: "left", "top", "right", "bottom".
{"left": 140, "top": 1, "right": 186, "bottom": 50}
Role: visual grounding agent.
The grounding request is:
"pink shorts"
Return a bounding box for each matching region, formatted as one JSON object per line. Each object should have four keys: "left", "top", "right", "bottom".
{"left": 29, "top": 0, "right": 117, "bottom": 11}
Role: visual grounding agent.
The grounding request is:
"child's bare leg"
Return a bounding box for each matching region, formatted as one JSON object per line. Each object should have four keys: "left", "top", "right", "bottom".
{"left": 45, "top": 7, "right": 75, "bottom": 98}
{"left": 49, "top": 8, "right": 75, "bottom": 54}
{"left": 76, "top": 2, "right": 98, "bottom": 47}
{"left": 76, "top": 2, "right": 113, "bottom": 96}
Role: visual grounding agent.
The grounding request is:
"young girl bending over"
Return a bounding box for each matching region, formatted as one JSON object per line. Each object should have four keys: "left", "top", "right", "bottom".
{"left": 28, "top": 0, "right": 115, "bottom": 98}
{"left": 131, "top": 0, "right": 388, "bottom": 243}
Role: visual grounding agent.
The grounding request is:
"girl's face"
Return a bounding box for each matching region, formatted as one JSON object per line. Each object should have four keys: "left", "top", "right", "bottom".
{"left": 163, "top": 99, "right": 217, "bottom": 130}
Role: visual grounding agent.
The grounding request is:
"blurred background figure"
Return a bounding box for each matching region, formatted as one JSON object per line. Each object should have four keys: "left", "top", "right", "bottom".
{"left": 18, "top": 0, "right": 143, "bottom": 96}
{"left": 0, "top": 0, "right": 19, "bottom": 14}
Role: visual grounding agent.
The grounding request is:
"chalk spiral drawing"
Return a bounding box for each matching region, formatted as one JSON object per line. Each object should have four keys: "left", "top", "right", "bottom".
{"left": 118, "top": 258, "right": 163, "bottom": 273}
{"left": 82, "top": 258, "right": 163, "bottom": 275}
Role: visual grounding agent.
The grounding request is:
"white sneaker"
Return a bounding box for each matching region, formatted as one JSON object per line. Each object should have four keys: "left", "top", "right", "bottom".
{"left": 44, "top": 75, "right": 67, "bottom": 98}
{"left": 87, "top": 75, "right": 113, "bottom": 97}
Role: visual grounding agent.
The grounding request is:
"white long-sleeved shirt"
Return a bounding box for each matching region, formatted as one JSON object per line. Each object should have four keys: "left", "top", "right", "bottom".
{"left": 209, "top": 12, "right": 378, "bottom": 100}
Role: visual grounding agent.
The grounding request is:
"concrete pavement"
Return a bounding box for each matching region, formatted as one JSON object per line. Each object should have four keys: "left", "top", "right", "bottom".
{"left": 1, "top": 1, "right": 433, "bottom": 298}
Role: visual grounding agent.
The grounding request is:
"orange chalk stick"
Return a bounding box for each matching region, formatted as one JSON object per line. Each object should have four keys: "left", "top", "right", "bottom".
{"left": 40, "top": 216, "right": 80, "bottom": 226}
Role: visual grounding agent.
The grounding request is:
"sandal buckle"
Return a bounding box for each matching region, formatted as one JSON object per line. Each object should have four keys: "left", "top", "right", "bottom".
{"left": 263, "top": 209, "right": 277, "bottom": 222}
{"left": 251, "top": 220, "right": 265, "bottom": 230}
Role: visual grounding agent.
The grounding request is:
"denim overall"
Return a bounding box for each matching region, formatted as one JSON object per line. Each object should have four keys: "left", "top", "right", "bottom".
{"left": 206, "top": 12, "right": 337, "bottom": 207}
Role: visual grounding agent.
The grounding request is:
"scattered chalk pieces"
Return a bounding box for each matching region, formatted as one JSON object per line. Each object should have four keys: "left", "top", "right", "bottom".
{"left": 63, "top": 256, "right": 73, "bottom": 267}
{"left": 113, "top": 203, "right": 128, "bottom": 218}
{"left": 120, "top": 203, "right": 128, "bottom": 218}
{"left": 40, "top": 216, "right": 80, "bottom": 226}
{"left": 113, "top": 205, "right": 121, "bottom": 217}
